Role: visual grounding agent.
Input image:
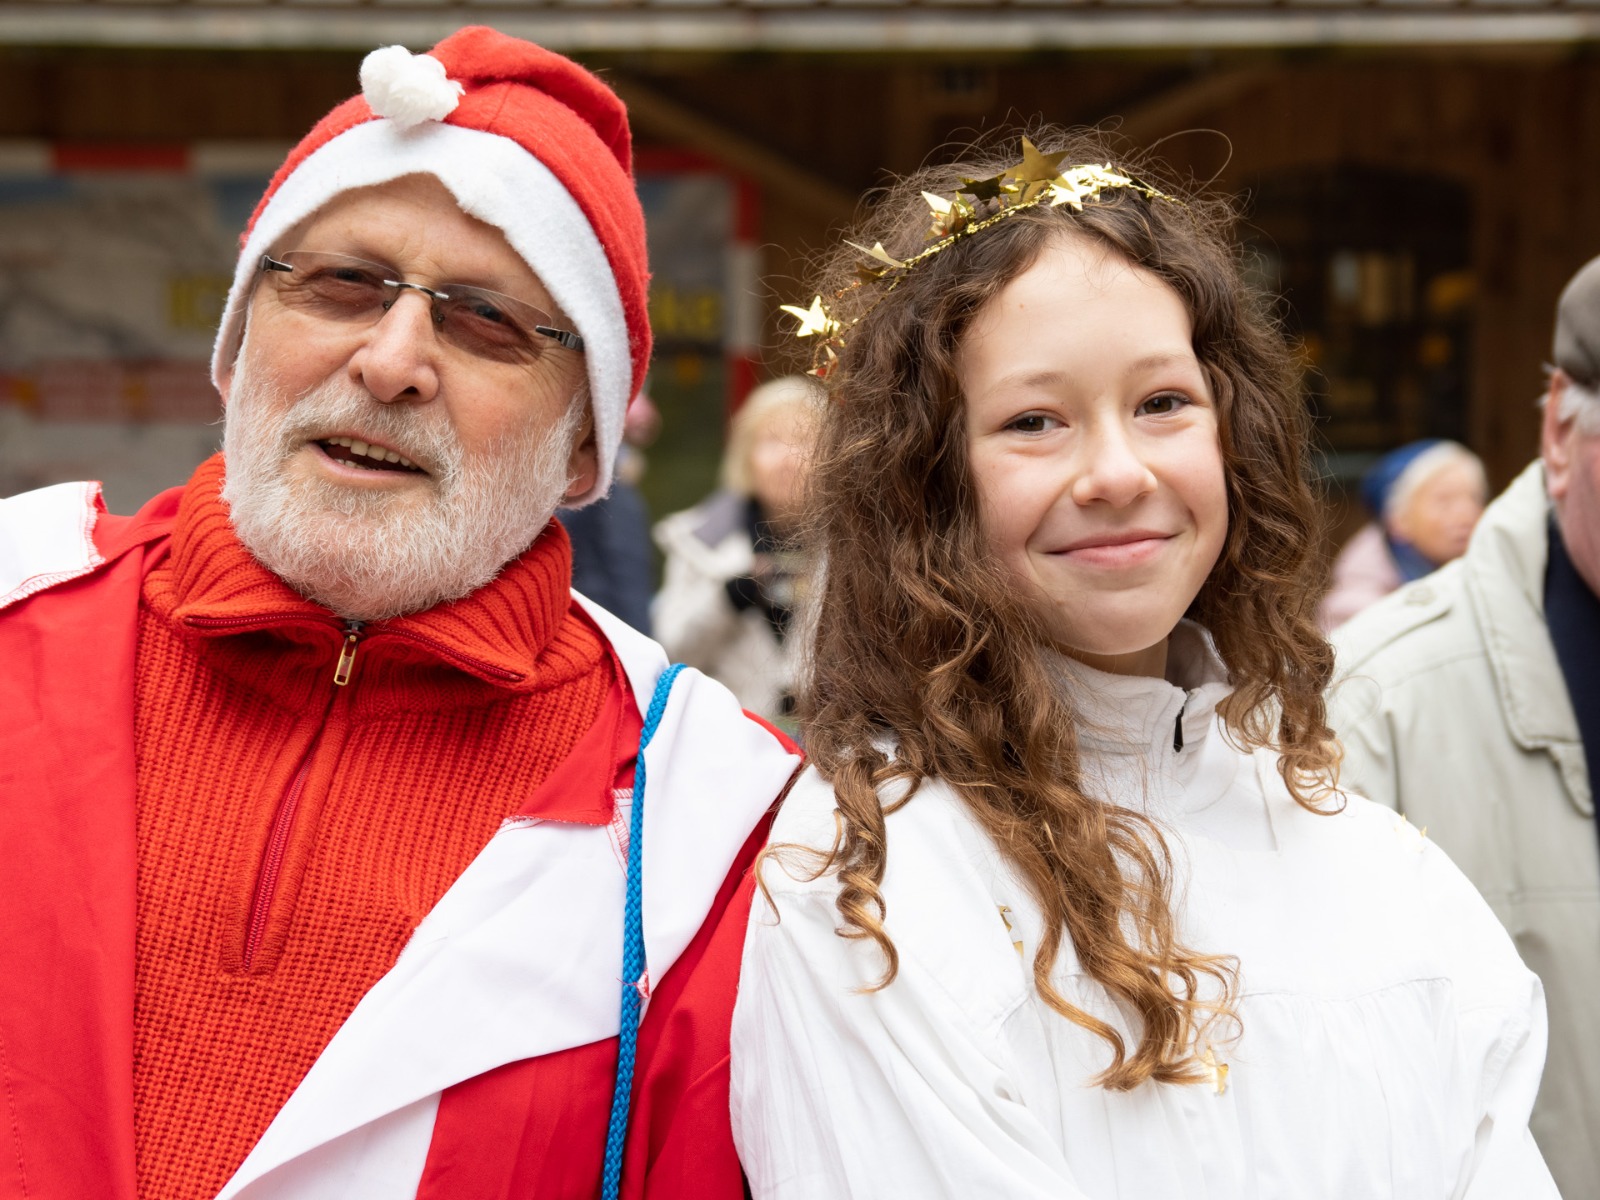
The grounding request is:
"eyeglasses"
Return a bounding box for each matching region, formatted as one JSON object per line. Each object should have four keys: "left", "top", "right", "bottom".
{"left": 257, "top": 250, "right": 584, "bottom": 364}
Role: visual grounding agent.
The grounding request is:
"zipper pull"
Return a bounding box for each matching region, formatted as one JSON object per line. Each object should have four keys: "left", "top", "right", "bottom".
{"left": 333, "top": 619, "right": 364, "bottom": 687}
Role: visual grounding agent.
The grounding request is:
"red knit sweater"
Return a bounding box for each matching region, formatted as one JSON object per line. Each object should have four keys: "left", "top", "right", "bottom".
{"left": 131, "top": 456, "right": 619, "bottom": 1200}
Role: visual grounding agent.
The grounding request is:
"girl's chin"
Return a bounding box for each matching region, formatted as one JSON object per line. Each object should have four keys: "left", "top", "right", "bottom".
{"left": 1049, "top": 632, "right": 1177, "bottom": 678}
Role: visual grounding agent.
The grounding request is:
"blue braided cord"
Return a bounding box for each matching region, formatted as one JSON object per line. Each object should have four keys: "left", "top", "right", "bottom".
{"left": 600, "top": 662, "right": 687, "bottom": 1200}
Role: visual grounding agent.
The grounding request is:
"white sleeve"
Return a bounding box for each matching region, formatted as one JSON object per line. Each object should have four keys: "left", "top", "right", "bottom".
{"left": 730, "top": 883, "right": 1093, "bottom": 1200}
{"left": 1403, "top": 832, "right": 1562, "bottom": 1199}
{"left": 1455, "top": 958, "right": 1561, "bottom": 1197}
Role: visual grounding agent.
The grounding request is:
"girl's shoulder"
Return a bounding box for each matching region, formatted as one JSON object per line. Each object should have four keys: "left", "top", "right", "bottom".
{"left": 764, "top": 762, "right": 997, "bottom": 894}
{"left": 1224, "top": 749, "right": 1533, "bottom": 1009}
{"left": 757, "top": 762, "right": 1034, "bottom": 1029}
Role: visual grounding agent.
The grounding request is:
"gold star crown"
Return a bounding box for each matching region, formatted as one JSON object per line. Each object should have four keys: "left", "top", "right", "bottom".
{"left": 782, "top": 139, "right": 1175, "bottom": 376}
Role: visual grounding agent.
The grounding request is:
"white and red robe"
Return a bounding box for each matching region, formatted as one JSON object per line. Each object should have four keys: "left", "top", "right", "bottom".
{"left": 0, "top": 480, "right": 801, "bottom": 1200}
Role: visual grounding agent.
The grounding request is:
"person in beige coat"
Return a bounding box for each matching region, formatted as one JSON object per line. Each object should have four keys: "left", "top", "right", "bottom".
{"left": 1330, "top": 254, "right": 1600, "bottom": 1199}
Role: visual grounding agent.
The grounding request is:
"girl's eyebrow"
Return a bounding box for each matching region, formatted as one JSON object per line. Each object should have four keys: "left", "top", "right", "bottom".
{"left": 1123, "top": 350, "right": 1203, "bottom": 378}
{"left": 982, "top": 352, "right": 1199, "bottom": 397}
{"left": 994, "top": 368, "right": 1069, "bottom": 393}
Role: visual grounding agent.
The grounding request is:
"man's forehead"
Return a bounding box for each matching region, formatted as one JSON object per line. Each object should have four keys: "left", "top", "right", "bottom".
{"left": 285, "top": 174, "right": 539, "bottom": 283}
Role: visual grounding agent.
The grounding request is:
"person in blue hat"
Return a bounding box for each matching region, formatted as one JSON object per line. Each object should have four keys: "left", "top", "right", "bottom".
{"left": 1319, "top": 438, "right": 1487, "bottom": 630}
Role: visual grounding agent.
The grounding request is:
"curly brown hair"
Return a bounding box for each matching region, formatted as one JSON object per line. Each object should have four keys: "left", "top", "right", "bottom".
{"left": 791, "top": 126, "right": 1339, "bottom": 1092}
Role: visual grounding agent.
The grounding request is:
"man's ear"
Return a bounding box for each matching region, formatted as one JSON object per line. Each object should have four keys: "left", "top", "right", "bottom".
{"left": 563, "top": 408, "right": 600, "bottom": 502}
{"left": 1544, "top": 370, "right": 1576, "bottom": 503}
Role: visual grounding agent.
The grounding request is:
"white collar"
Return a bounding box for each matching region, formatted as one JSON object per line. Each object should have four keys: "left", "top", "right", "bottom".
{"left": 1048, "top": 620, "right": 1231, "bottom": 757}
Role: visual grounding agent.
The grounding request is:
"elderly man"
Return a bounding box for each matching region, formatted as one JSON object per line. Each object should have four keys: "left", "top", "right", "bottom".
{"left": 0, "top": 28, "right": 800, "bottom": 1200}
{"left": 1330, "top": 254, "right": 1600, "bottom": 1198}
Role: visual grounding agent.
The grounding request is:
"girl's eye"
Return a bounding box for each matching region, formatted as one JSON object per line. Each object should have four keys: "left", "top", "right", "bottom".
{"left": 1138, "top": 392, "right": 1190, "bottom": 416}
{"left": 1007, "top": 413, "right": 1061, "bottom": 434}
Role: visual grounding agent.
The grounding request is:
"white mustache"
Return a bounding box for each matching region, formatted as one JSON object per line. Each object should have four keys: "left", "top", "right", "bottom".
{"left": 275, "top": 380, "right": 463, "bottom": 488}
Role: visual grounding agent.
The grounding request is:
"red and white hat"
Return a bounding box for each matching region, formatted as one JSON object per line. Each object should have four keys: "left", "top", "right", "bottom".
{"left": 211, "top": 26, "right": 651, "bottom": 505}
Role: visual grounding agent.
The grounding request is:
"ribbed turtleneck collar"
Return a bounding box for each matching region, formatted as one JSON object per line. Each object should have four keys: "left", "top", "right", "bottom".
{"left": 147, "top": 453, "right": 592, "bottom": 691}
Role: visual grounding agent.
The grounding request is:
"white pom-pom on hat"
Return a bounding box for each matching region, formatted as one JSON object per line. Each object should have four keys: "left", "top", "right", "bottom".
{"left": 360, "top": 45, "right": 464, "bottom": 130}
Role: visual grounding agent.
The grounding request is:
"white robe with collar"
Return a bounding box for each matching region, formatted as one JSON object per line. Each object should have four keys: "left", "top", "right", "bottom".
{"left": 730, "top": 623, "right": 1557, "bottom": 1199}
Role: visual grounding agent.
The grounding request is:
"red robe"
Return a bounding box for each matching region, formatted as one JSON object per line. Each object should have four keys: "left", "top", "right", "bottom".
{"left": 0, "top": 481, "right": 799, "bottom": 1200}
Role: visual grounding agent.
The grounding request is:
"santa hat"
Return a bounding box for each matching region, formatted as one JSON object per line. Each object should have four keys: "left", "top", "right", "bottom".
{"left": 210, "top": 26, "right": 651, "bottom": 505}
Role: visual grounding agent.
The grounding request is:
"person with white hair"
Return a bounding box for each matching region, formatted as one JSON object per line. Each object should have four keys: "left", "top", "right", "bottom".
{"left": 1330, "top": 252, "right": 1600, "bottom": 1198}
{"left": 1317, "top": 438, "right": 1488, "bottom": 631}
{"left": 653, "top": 375, "right": 823, "bottom": 724}
{"left": 0, "top": 28, "right": 800, "bottom": 1200}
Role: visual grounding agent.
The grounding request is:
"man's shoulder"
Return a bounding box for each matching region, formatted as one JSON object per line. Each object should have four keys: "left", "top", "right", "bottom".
{"left": 0, "top": 480, "right": 108, "bottom": 610}
{"left": 1331, "top": 561, "right": 1480, "bottom": 682}
{"left": 0, "top": 479, "right": 179, "bottom": 614}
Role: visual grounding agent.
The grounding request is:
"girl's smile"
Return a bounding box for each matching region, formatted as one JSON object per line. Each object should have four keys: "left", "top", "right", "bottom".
{"left": 1052, "top": 529, "right": 1175, "bottom": 566}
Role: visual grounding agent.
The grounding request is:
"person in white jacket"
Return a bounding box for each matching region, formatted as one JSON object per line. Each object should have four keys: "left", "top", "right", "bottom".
{"left": 652, "top": 376, "right": 822, "bottom": 724}
{"left": 730, "top": 130, "right": 1557, "bottom": 1200}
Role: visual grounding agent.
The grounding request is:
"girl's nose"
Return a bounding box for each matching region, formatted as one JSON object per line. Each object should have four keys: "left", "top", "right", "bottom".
{"left": 1071, "top": 421, "right": 1159, "bottom": 508}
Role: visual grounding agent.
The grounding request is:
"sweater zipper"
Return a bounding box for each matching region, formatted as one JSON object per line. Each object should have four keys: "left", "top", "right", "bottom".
{"left": 240, "top": 618, "right": 364, "bottom": 972}
{"left": 333, "top": 618, "right": 362, "bottom": 686}
{"left": 185, "top": 616, "right": 520, "bottom": 683}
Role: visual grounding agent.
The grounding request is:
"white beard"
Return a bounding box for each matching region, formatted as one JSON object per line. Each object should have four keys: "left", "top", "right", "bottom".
{"left": 221, "top": 356, "right": 582, "bottom": 621}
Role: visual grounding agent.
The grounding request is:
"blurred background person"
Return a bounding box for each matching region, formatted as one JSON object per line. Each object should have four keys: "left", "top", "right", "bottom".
{"left": 1329, "top": 253, "right": 1600, "bottom": 1198}
{"left": 653, "top": 375, "right": 821, "bottom": 725}
{"left": 561, "top": 391, "right": 661, "bottom": 635}
{"left": 1319, "top": 438, "right": 1487, "bottom": 630}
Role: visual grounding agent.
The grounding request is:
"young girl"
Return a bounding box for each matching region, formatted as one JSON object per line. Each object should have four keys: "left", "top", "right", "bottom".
{"left": 729, "top": 131, "right": 1555, "bottom": 1198}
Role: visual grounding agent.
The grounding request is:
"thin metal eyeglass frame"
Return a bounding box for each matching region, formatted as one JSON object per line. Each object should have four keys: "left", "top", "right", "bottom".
{"left": 258, "top": 252, "right": 584, "bottom": 352}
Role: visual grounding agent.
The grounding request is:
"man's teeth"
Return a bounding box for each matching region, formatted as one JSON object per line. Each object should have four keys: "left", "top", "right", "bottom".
{"left": 323, "top": 436, "right": 418, "bottom": 470}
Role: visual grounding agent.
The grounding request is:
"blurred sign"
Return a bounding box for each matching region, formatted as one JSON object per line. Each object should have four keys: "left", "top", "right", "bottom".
{"left": 638, "top": 171, "right": 732, "bottom": 349}
{"left": 0, "top": 151, "right": 269, "bottom": 507}
{"left": 0, "top": 147, "right": 749, "bottom": 516}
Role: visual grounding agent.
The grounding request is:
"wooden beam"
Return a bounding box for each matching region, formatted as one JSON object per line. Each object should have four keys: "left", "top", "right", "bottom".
{"left": 1116, "top": 66, "right": 1276, "bottom": 143}
{"left": 610, "top": 75, "right": 858, "bottom": 225}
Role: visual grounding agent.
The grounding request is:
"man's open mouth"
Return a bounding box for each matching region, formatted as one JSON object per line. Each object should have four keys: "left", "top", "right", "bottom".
{"left": 315, "top": 436, "right": 425, "bottom": 474}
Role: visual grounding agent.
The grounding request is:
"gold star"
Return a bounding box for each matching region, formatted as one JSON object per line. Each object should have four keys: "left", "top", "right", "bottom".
{"left": 780, "top": 295, "right": 839, "bottom": 339}
{"left": 845, "top": 240, "right": 906, "bottom": 278}
{"left": 1046, "top": 164, "right": 1137, "bottom": 211}
{"left": 1045, "top": 176, "right": 1094, "bottom": 211}
{"left": 1394, "top": 814, "right": 1429, "bottom": 847}
{"left": 1008, "top": 136, "right": 1071, "bottom": 184}
{"left": 922, "top": 190, "right": 976, "bottom": 240}
{"left": 922, "top": 190, "right": 955, "bottom": 238}
{"left": 960, "top": 173, "right": 1009, "bottom": 202}
{"left": 997, "top": 905, "right": 1024, "bottom": 958}
{"left": 1200, "top": 1046, "right": 1229, "bottom": 1096}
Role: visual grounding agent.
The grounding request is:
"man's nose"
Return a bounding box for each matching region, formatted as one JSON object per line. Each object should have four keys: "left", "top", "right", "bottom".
{"left": 346, "top": 289, "right": 444, "bottom": 405}
{"left": 1070, "top": 420, "right": 1159, "bottom": 507}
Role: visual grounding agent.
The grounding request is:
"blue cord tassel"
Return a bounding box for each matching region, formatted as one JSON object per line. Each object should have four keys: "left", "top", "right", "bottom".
{"left": 600, "top": 662, "right": 686, "bottom": 1200}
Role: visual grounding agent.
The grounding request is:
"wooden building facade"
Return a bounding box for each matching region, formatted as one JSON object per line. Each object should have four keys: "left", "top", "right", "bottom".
{"left": 0, "top": 3, "right": 1596, "bottom": 510}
